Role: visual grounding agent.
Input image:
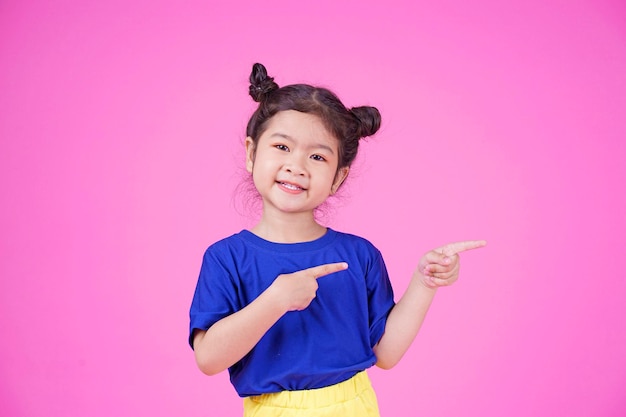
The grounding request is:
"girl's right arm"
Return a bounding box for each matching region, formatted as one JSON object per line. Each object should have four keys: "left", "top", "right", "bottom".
{"left": 192, "top": 262, "right": 348, "bottom": 375}
{"left": 192, "top": 283, "right": 289, "bottom": 376}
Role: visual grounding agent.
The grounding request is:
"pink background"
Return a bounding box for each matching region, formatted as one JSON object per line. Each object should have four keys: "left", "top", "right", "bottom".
{"left": 1, "top": 0, "right": 625, "bottom": 416}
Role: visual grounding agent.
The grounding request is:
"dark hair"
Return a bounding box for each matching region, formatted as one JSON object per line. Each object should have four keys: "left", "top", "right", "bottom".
{"left": 245, "top": 63, "right": 381, "bottom": 170}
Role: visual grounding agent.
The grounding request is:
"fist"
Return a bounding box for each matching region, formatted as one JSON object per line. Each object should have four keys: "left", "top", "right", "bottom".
{"left": 271, "top": 262, "right": 348, "bottom": 311}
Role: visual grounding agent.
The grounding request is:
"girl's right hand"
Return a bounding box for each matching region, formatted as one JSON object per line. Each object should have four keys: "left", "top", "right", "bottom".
{"left": 269, "top": 262, "right": 348, "bottom": 311}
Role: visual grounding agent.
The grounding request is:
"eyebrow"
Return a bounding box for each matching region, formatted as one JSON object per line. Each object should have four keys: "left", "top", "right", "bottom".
{"left": 270, "top": 132, "right": 335, "bottom": 155}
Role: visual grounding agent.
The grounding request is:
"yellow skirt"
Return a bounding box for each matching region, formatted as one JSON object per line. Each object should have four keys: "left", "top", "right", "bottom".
{"left": 243, "top": 371, "right": 380, "bottom": 417}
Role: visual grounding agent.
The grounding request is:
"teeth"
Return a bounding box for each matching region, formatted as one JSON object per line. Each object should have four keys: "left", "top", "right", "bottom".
{"left": 281, "top": 182, "right": 301, "bottom": 190}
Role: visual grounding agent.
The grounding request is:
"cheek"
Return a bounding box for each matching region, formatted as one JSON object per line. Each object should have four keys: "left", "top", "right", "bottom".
{"left": 251, "top": 159, "right": 274, "bottom": 183}
{"left": 319, "top": 169, "right": 339, "bottom": 187}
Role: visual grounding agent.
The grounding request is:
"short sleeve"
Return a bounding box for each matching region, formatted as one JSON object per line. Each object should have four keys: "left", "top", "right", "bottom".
{"left": 366, "top": 250, "right": 395, "bottom": 347}
{"left": 188, "top": 247, "right": 241, "bottom": 348}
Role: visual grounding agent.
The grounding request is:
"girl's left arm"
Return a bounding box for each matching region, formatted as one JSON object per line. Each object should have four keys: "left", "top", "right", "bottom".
{"left": 373, "top": 240, "right": 486, "bottom": 369}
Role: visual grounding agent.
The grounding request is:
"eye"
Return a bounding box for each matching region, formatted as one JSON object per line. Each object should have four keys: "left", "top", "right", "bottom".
{"left": 310, "top": 154, "right": 327, "bottom": 162}
{"left": 275, "top": 144, "right": 289, "bottom": 152}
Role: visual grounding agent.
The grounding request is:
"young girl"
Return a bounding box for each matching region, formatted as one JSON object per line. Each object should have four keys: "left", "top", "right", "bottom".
{"left": 189, "top": 63, "right": 486, "bottom": 417}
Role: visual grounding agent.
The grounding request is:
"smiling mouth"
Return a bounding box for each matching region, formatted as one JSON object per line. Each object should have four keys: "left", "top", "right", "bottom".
{"left": 278, "top": 181, "right": 305, "bottom": 191}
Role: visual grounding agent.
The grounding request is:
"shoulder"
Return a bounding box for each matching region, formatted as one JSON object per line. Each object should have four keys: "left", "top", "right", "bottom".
{"left": 328, "top": 229, "right": 382, "bottom": 256}
{"left": 328, "top": 230, "right": 389, "bottom": 279}
{"left": 205, "top": 231, "right": 246, "bottom": 249}
{"left": 201, "top": 231, "right": 252, "bottom": 261}
{"left": 196, "top": 232, "right": 258, "bottom": 282}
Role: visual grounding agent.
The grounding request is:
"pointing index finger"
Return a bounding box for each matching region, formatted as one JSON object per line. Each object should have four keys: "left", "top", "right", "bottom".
{"left": 437, "top": 240, "right": 487, "bottom": 256}
{"left": 307, "top": 262, "right": 349, "bottom": 279}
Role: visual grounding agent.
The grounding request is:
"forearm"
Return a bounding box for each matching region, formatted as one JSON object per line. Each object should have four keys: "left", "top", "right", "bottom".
{"left": 373, "top": 274, "right": 437, "bottom": 369}
{"left": 192, "top": 262, "right": 346, "bottom": 375}
{"left": 193, "top": 286, "right": 286, "bottom": 375}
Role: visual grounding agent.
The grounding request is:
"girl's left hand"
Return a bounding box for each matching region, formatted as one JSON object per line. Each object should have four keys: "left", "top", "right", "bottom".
{"left": 416, "top": 240, "right": 487, "bottom": 288}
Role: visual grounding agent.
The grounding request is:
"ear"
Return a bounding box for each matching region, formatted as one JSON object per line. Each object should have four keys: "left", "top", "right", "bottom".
{"left": 245, "top": 137, "right": 255, "bottom": 173}
{"left": 331, "top": 166, "right": 349, "bottom": 194}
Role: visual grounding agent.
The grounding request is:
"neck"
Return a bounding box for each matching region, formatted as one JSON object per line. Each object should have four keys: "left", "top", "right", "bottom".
{"left": 251, "top": 209, "right": 326, "bottom": 243}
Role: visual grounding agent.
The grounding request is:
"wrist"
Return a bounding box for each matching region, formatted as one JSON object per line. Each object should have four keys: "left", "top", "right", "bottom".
{"left": 262, "top": 283, "right": 291, "bottom": 315}
{"left": 412, "top": 271, "right": 438, "bottom": 292}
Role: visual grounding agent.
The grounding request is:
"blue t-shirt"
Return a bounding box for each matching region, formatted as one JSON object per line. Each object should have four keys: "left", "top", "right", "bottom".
{"left": 189, "top": 228, "right": 395, "bottom": 397}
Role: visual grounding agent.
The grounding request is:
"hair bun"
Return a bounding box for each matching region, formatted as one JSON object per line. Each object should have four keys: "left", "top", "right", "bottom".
{"left": 350, "top": 106, "right": 381, "bottom": 138}
{"left": 249, "top": 63, "right": 279, "bottom": 102}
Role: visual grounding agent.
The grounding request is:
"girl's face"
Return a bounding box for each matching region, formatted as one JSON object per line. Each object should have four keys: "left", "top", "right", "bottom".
{"left": 245, "top": 110, "right": 349, "bottom": 217}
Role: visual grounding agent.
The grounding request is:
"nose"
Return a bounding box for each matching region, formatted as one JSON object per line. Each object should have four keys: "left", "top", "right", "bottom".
{"left": 284, "top": 153, "right": 307, "bottom": 176}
